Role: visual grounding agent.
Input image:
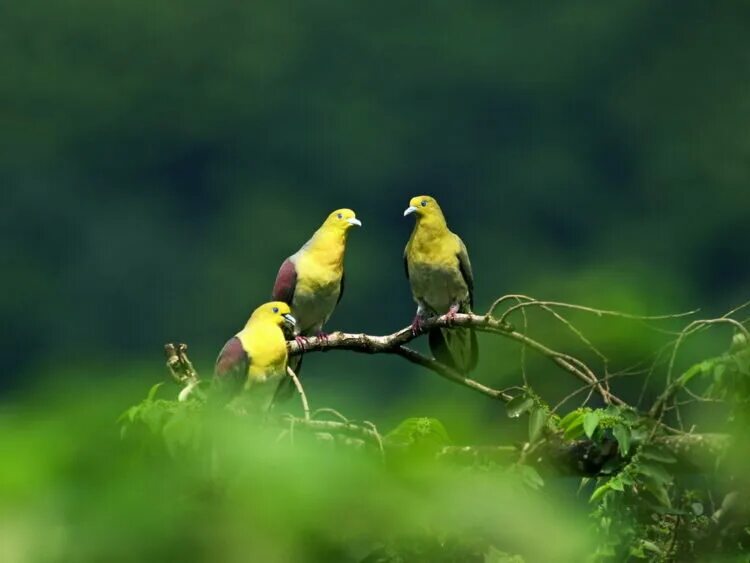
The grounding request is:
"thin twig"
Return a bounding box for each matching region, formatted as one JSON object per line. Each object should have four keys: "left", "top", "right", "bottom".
{"left": 497, "top": 299, "right": 697, "bottom": 327}
{"left": 518, "top": 298, "right": 530, "bottom": 387}
{"left": 312, "top": 408, "right": 350, "bottom": 423}
{"left": 283, "top": 417, "right": 382, "bottom": 444}
{"left": 286, "top": 366, "right": 310, "bottom": 421}
{"left": 164, "top": 343, "right": 204, "bottom": 401}
{"left": 483, "top": 326, "right": 621, "bottom": 405}
{"left": 653, "top": 318, "right": 750, "bottom": 418}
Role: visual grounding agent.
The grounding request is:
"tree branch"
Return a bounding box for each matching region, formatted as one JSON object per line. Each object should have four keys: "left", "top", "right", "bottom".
{"left": 280, "top": 415, "right": 730, "bottom": 475}
{"left": 287, "top": 312, "right": 620, "bottom": 405}
{"left": 163, "top": 311, "right": 623, "bottom": 406}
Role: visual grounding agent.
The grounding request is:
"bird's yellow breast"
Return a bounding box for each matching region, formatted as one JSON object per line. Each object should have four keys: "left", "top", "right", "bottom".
{"left": 407, "top": 227, "right": 461, "bottom": 268}
{"left": 295, "top": 234, "right": 345, "bottom": 293}
{"left": 406, "top": 222, "right": 468, "bottom": 313}
{"left": 238, "top": 322, "right": 288, "bottom": 383}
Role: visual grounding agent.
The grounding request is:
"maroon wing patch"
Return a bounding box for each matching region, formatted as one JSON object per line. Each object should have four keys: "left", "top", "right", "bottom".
{"left": 214, "top": 336, "right": 249, "bottom": 397}
{"left": 272, "top": 258, "right": 298, "bottom": 304}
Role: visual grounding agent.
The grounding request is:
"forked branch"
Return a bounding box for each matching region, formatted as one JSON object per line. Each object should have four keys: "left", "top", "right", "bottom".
{"left": 286, "top": 312, "right": 621, "bottom": 405}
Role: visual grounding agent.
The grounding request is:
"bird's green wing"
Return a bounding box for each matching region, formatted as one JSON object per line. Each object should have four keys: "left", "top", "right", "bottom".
{"left": 456, "top": 236, "right": 474, "bottom": 309}
{"left": 337, "top": 272, "right": 345, "bottom": 305}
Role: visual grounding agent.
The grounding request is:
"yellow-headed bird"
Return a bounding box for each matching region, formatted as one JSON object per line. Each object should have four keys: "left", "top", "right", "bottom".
{"left": 213, "top": 301, "right": 296, "bottom": 408}
{"left": 271, "top": 208, "right": 361, "bottom": 399}
{"left": 403, "top": 195, "right": 478, "bottom": 372}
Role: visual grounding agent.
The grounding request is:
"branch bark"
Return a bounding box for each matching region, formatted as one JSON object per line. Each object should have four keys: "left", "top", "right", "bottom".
{"left": 163, "top": 312, "right": 622, "bottom": 406}
{"left": 287, "top": 312, "right": 620, "bottom": 405}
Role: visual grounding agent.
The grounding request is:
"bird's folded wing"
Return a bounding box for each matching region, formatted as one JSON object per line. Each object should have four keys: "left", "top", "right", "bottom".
{"left": 272, "top": 257, "right": 298, "bottom": 304}
{"left": 456, "top": 235, "right": 474, "bottom": 309}
{"left": 214, "top": 336, "right": 249, "bottom": 396}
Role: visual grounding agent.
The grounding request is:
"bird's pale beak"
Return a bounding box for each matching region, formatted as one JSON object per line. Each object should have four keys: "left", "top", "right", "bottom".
{"left": 403, "top": 206, "right": 418, "bottom": 217}
{"left": 282, "top": 314, "right": 296, "bottom": 327}
{"left": 347, "top": 217, "right": 362, "bottom": 227}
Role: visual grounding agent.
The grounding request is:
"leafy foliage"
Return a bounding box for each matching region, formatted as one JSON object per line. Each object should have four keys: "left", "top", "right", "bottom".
{"left": 3, "top": 302, "right": 750, "bottom": 561}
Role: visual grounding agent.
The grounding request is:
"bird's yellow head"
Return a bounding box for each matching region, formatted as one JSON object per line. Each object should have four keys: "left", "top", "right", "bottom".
{"left": 248, "top": 301, "right": 296, "bottom": 329}
{"left": 403, "top": 196, "right": 444, "bottom": 221}
{"left": 321, "top": 208, "right": 363, "bottom": 232}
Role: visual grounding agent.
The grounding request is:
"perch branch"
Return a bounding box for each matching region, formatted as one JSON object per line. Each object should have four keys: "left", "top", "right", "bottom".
{"left": 163, "top": 311, "right": 621, "bottom": 406}
{"left": 288, "top": 313, "right": 621, "bottom": 405}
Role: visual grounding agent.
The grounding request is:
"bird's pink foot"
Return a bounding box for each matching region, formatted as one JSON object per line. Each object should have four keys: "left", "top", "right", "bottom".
{"left": 294, "top": 335, "right": 309, "bottom": 350}
{"left": 411, "top": 315, "right": 424, "bottom": 336}
{"left": 316, "top": 331, "right": 330, "bottom": 344}
{"left": 446, "top": 305, "right": 460, "bottom": 326}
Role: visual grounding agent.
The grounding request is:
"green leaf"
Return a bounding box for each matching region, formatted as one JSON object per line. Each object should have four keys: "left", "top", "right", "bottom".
{"left": 162, "top": 405, "right": 200, "bottom": 456}
{"left": 637, "top": 462, "right": 673, "bottom": 486}
{"left": 713, "top": 363, "right": 726, "bottom": 380}
{"left": 515, "top": 464, "right": 544, "bottom": 490}
{"left": 731, "top": 331, "right": 748, "bottom": 352}
{"left": 612, "top": 424, "right": 631, "bottom": 456}
{"left": 559, "top": 409, "right": 583, "bottom": 429}
{"left": 528, "top": 408, "right": 547, "bottom": 442}
{"left": 603, "top": 405, "right": 621, "bottom": 418}
{"left": 117, "top": 405, "right": 139, "bottom": 424}
{"left": 590, "top": 483, "right": 610, "bottom": 503}
{"left": 385, "top": 417, "right": 451, "bottom": 450}
{"left": 563, "top": 416, "right": 585, "bottom": 440}
{"left": 583, "top": 411, "right": 600, "bottom": 438}
{"left": 640, "top": 446, "right": 676, "bottom": 464}
{"left": 609, "top": 477, "right": 625, "bottom": 492}
{"left": 642, "top": 477, "right": 671, "bottom": 507}
{"left": 577, "top": 477, "right": 591, "bottom": 495}
{"left": 691, "top": 502, "right": 704, "bottom": 516}
{"left": 147, "top": 382, "right": 164, "bottom": 401}
{"left": 506, "top": 395, "right": 534, "bottom": 418}
{"left": 140, "top": 403, "right": 166, "bottom": 434}
{"left": 641, "top": 541, "right": 663, "bottom": 555}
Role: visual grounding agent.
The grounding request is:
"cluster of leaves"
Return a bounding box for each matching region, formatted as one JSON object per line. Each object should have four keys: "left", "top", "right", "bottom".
{"left": 119, "top": 383, "right": 204, "bottom": 456}
{"left": 118, "top": 391, "right": 574, "bottom": 562}
{"left": 695, "top": 332, "right": 750, "bottom": 418}
{"left": 505, "top": 390, "right": 549, "bottom": 445}
{"left": 503, "top": 335, "right": 750, "bottom": 563}
{"left": 550, "top": 402, "right": 727, "bottom": 561}
{"left": 113, "top": 327, "right": 750, "bottom": 561}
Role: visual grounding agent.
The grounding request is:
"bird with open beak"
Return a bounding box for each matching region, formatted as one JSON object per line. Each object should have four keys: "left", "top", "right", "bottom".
{"left": 403, "top": 196, "right": 478, "bottom": 373}
{"left": 271, "top": 208, "right": 362, "bottom": 401}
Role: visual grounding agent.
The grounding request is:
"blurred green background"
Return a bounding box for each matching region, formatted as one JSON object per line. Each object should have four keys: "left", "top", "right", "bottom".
{"left": 2, "top": 1, "right": 750, "bottom": 561}
{"left": 2, "top": 1, "right": 750, "bottom": 413}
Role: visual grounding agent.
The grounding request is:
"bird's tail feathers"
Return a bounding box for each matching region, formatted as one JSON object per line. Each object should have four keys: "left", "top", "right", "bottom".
{"left": 428, "top": 304, "right": 478, "bottom": 373}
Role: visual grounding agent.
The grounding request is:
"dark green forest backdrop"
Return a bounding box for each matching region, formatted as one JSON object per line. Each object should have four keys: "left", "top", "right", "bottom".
{"left": 3, "top": 1, "right": 749, "bottom": 423}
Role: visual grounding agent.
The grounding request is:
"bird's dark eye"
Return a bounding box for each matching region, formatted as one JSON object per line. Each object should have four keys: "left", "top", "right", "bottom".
{"left": 421, "top": 200, "right": 427, "bottom": 207}
{"left": 272, "top": 307, "right": 279, "bottom": 313}
{"left": 337, "top": 213, "right": 343, "bottom": 219}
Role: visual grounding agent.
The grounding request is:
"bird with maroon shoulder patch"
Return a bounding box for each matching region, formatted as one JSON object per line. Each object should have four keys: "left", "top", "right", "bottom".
{"left": 270, "top": 208, "right": 362, "bottom": 402}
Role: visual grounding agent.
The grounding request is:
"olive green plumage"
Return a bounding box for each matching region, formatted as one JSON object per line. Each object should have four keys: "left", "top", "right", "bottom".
{"left": 403, "top": 195, "right": 478, "bottom": 373}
